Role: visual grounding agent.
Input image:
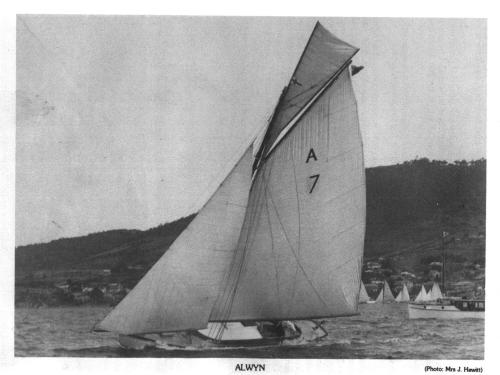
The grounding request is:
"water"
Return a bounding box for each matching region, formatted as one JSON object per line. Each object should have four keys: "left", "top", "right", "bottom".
{"left": 15, "top": 304, "right": 483, "bottom": 358}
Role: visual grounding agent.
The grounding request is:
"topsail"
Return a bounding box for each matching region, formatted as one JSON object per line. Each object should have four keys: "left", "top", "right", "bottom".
{"left": 254, "top": 22, "right": 359, "bottom": 168}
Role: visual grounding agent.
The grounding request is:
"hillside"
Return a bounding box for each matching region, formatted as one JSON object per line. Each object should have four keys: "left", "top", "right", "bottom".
{"left": 16, "top": 158, "right": 486, "bottom": 289}
{"left": 15, "top": 215, "right": 195, "bottom": 280}
{"left": 364, "top": 158, "right": 485, "bottom": 280}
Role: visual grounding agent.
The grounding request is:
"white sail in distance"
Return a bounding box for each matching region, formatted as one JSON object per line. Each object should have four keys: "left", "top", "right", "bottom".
{"left": 210, "top": 24, "right": 365, "bottom": 322}
{"left": 375, "top": 281, "right": 395, "bottom": 304}
{"left": 424, "top": 287, "right": 431, "bottom": 301}
{"left": 414, "top": 285, "right": 430, "bottom": 302}
{"left": 96, "top": 147, "right": 254, "bottom": 334}
{"left": 359, "top": 282, "right": 370, "bottom": 303}
{"left": 428, "top": 282, "right": 443, "bottom": 300}
{"left": 395, "top": 284, "right": 410, "bottom": 303}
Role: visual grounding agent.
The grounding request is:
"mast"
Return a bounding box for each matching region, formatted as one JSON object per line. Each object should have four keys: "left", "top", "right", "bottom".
{"left": 442, "top": 231, "right": 447, "bottom": 295}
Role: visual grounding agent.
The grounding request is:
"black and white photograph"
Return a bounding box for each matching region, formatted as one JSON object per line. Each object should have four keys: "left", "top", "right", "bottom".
{"left": 2, "top": 8, "right": 493, "bottom": 372}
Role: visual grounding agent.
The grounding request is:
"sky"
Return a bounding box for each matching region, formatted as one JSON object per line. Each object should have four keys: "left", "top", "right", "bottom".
{"left": 16, "top": 16, "right": 486, "bottom": 246}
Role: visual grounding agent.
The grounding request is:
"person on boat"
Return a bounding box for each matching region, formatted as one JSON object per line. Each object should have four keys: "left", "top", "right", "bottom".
{"left": 280, "top": 321, "right": 298, "bottom": 337}
{"left": 258, "top": 321, "right": 285, "bottom": 338}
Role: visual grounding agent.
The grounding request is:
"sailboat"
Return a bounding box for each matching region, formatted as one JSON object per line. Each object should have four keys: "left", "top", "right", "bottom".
{"left": 359, "top": 282, "right": 370, "bottom": 304}
{"left": 408, "top": 233, "right": 484, "bottom": 319}
{"left": 374, "top": 281, "right": 395, "bottom": 303}
{"left": 395, "top": 284, "right": 410, "bottom": 303}
{"left": 95, "top": 21, "right": 367, "bottom": 349}
{"left": 428, "top": 282, "right": 443, "bottom": 301}
{"left": 413, "top": 284, "right": 430, "bottom": 302}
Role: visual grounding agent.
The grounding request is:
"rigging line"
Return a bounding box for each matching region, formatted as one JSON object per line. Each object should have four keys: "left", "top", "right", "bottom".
{"left": 225, "top": 202, "right": 248, "bottom": 208}
{"left": 210, "top": 215, "right": 251, "bottom": 339}
{"left": 264, "top": 186, "right": 282, "bottom": 315}
{"left": 209, "top": 217, "right": 248, "bottom": 338}
{"left": 327, "top": 84, "right": 331, "bottom": 161}
{"left": 326, "top": 251, "right": 363, "bottom": 279}
{"left": 216, "top": 160, "right": 276, "bottom": 331}
{"left": 325, "top": 221, "right": 365, "bottom": 246}
{"left": 267, "top": 183, "right": 331, "bottom": 311}
{"left": 324, "top": 142, "right": 362, "bottom": 166}
{"left": 287, "top": 148, "right": 301, "bottom": 314}
{"left": 211, "top": 165, "right": 270, "bottom": 337}
{"left": 18, "top": 17, "right": 82, "bottom": 97}
{"left": 210, "top": 157, "right": 266, "bottom": 316}
{"left": 207, "top": 222, "right": 249, "bottom": 338}
{"left": 281, "top": 83, "right": 321, "bottom": 105}
{"left": 264, "top": 61, "right": 355, "bottom": 159}
{"left": 323, "top": 183, "right": 365, "bottom": 207}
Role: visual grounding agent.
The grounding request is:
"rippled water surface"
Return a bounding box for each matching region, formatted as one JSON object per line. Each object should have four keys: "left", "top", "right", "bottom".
{"left": 15, "top": 304, "right": 484, "bottom": 358}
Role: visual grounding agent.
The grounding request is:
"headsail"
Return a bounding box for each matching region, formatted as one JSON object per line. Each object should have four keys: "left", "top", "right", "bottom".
{"left": 395, "top": 284, "right": 410, "bottom": 303}
{"left": 428, "top": 282, "right": 443, "bottom": 300}
{"left": 96, "top": 147, "right": 253, "bottom": 335}
{"left": 375, "top": 281, "right": 395, "bottom": 303}
{"left": 414, "top": 285, "right": 430, "bottom": 302}
{"left": 254, "top": 22, "right": 359, "bottom": 170}
{"left": 210, "top": 31, "right": 365, "bottom": 322}
{"left": 424, "top": 287, "right": 431, "bottom": 301}
{"left": 359, "top": 282, "right": 370, "bottom": 303}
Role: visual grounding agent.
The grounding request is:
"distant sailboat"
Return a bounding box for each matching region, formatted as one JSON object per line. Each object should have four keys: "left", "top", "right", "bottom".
{"left": 359, "top": 282, "right": 370, "bottom": 304}
{"left": 395, "top": 284, "right": 410, "bottom": 303}
{"left": 428, "top": 282, "right": 443, "bottom": 301}
{"left": 424, "top": 286, "right": 432, "bottom": 300}
{"left": 95, "top": 21, "right": 367, "bottom": 348}
{"left": 408, "top": 233, "right": 484, "bottom": 319}
{"left": 413, "top": 285, "right": 430, "bottom": 302}
{"left": 375, "top": 281, "right": 395, "bottom": 303}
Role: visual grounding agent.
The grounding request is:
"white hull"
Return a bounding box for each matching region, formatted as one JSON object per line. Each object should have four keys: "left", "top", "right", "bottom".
{"left": 408, "top": 303, "right": 484, "bottom": 320}
{"left": 118, "top": 321, "right": 326, "bottom": 350}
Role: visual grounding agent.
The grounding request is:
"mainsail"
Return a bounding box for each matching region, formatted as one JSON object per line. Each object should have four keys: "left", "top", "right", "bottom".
{"left": 375, "top": 281, "right": 395, "bottom": 303}
{"left": 395, "top": 284, "right": 410, "bottom": 303}
{"left": 96, "top": 147, "right": 253, "bottom": 334}
{"left": 359, "top": 282, "right": 370, "bottom": 303}
{"left": 210, "top": 47, "right": 365, "bottom": 322}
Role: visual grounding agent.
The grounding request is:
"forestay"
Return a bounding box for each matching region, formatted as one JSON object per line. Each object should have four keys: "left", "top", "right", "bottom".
{"left": 96, "top": 147, "right": 253, "bottom": 335}
{"left": 210, "top": 65, "right": 366, "bottom": 322}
